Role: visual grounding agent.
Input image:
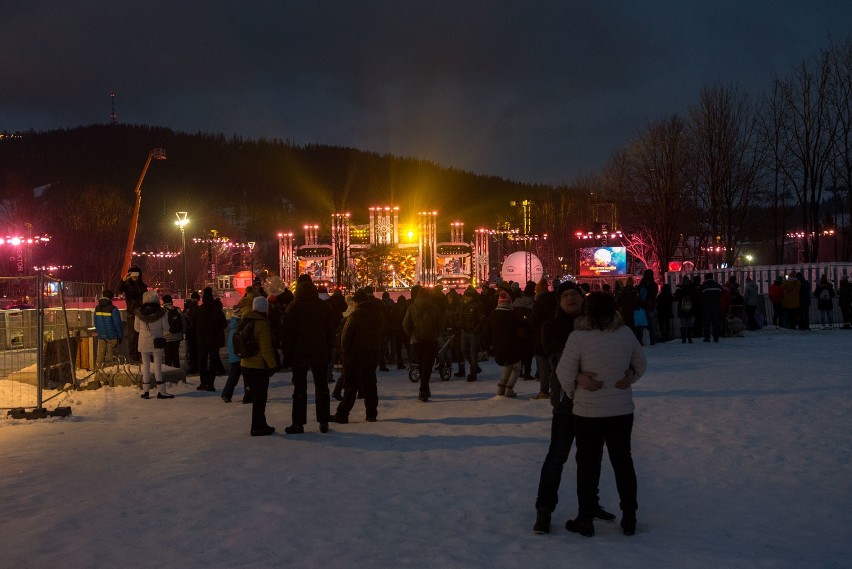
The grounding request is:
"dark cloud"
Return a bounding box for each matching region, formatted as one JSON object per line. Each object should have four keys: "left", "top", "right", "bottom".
{"left": 2, "top": 1, "right": 850, "bottom": 184}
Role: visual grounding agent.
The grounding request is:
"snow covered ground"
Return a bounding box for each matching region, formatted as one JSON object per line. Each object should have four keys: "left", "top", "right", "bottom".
{"left": 1, "top": 326, "right": 850, "bottom": 569}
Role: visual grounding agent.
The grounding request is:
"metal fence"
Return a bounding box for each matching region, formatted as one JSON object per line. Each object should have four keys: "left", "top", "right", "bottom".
{"left": 0, "top": 275, "right": 103, "bottom": 413}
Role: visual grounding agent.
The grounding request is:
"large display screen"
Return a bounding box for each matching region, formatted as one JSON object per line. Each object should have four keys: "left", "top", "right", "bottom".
{"left": 577, "top": 246, "right": 628, "bottom": 277}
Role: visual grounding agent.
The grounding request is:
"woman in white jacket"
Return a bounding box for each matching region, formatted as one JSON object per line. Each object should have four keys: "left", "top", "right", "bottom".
{"left": 134, "top": 290, "right": 173, "bottom": 399}
{"left": 556, "top": 291, "right": 646, "bottom": 537}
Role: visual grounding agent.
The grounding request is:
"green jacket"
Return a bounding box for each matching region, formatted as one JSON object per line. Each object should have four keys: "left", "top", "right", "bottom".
{"left": 239, "top": 310, "right": 278, "bottom": 370}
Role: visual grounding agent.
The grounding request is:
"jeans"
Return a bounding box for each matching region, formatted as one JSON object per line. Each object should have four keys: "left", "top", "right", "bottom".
{"left": 336, "top": 355, "right": 379, "bottom": 420}
{"left": 534, "top": 353, "right": 552, "bottom": 394}
{"left": 242, "top": 367, "right": 270, "bottom": 430}
{"left": 461, "top": 331, "right": 480, "bottom": 370}
{"left": 535, "top": 411, "right": 575, "bottom": 512}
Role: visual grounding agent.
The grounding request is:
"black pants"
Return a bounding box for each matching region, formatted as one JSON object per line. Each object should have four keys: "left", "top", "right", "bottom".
{"left": 413, "top": 341, "right": 437, "bottom": 397}
{"left": 291, "top": 362, "right": 330, "bottom": 426}
{"left": 574, "top": 413, "right": 637, "bottom": 520}
{"left": 336, "top": 355, "right": 379, "bottom": 420}
{"left": 243, "top": 367, "right": 270, "bottom": 431}
{"left": 535, "top": 411, "right": 575, "bottom": 512}
{"left": 164, "top": 340, "right": 181, "bottom": 369}
{"left": 185, "top": 330, "right": 198, "bottom": 373}
{"left": 198, "top": 342, "right": 220, "bottom": 389}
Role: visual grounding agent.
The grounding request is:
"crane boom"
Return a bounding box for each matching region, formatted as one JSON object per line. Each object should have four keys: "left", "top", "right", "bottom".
{"left": 119, "top": 148, "right": 166, "bottom": 278}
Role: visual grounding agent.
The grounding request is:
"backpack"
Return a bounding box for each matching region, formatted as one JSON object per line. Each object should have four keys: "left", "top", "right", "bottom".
{"left": 819, "top": 288, "right": 830, "bottom": 301}
{"left": 167, "top": 307, "right": 183, "bottom": 334}
{"left": 680, "top": 295, "right": 694, "bottom": 314}
{"left": 233, "top": 318, "right": 259, "bottom": 358}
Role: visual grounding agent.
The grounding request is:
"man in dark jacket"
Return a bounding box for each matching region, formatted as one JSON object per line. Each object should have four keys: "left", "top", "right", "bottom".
{"left": 118, "top": 265, "right": 147, "bottom": 362}
{"left": 530, "top": 278, "right": 558, "bottom": 399}
{"left": 533, "top": 281, "right": 618, "bottom": 534}
{"left": 194, "top": 287, "right": 227, "bottom": 391}
{"left": 699, "top": 273, "right": 724, "bottom": 342}
{"left": 182, "top": 291, "right": 201, "bottom": 374}
{"left": 94, "top": 289, "right": 123, "bottom": 378}
{"left": 329, "top": 289, "right": 384, "bottom": 424}
{"left": 283, "top": 275, "right": 336, "bottom": 434}
{"left": 460, "top": 287, "right": 485, "bottom": 382}
{"left": 402, "top": 285, "right": 444, "bottom": 402}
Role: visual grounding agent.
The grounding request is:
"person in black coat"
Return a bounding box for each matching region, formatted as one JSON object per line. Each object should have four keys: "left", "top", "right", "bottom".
{"left": 282, "top": 276, "right": 336, "bottom": 434}
{"left": 329, "top": 289, "right": 384, "bottom": 424}
{"left": 194, "top": 287, "right": 227, "bottom": 391}
{"left": 118, "top": 265, "right": 148, "bottom": 362}
{"left": 656, "top": 283, "right": 674, "bottom": 341}
{"left": 530, "top": 278, "right": 558, "bottom": 399}
{"left": 489, "top": 290, "right": 522, "bottom": 397}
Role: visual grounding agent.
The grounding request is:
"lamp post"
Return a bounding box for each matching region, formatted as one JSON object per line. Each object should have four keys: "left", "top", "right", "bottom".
{"left": 248, "top": 241, "right": 256, "bottom": 278}
{"left": 175, "top": 212, "right": 189, "bottom": 298}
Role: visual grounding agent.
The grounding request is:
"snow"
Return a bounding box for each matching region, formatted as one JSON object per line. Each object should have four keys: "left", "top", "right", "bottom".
{"left": 1, "top": 327, "right": 850, "bottom": 569}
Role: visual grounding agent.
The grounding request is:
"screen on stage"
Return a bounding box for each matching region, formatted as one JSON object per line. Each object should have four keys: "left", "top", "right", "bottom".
{"left": 577, "top": 246, "right": 628, "bottom": 277}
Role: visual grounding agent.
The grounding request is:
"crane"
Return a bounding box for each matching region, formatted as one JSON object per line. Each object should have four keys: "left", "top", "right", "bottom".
{"left": 119, "top": 148, "right": 167, "bottom": 278}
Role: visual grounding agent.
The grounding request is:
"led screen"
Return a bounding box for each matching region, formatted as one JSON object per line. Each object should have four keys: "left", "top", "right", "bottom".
{"left": 577, "top": 246, "right": 627, "bottom": 277}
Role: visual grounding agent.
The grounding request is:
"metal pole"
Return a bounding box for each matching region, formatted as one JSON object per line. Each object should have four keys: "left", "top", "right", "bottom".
{"left": 181, "top": 227, "right": 188, "bottom": 298}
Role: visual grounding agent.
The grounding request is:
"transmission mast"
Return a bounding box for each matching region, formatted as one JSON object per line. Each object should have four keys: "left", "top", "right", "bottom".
{"left": 110, "top": 91, "right": 117, "bottom": 125}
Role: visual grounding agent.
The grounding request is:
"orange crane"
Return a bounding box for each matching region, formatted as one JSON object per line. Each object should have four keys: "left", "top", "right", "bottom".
{"left": 120, "top": 148, "right": 167, "bottom": 278}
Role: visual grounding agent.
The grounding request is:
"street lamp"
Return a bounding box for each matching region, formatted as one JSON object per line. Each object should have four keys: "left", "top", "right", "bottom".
{"left": 175, "top": 211, "right": 189, "bottom": 298}
{"left": 248, "top": 241, "right": 256, "bottom": 276}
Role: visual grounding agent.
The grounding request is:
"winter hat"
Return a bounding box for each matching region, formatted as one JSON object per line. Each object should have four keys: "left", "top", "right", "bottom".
{"left": 353, "top": 289, "right": 369, "bottom": 304}
{"left": 524, "top": 280, "right": 537, "bottom": 295}
{"left": 252, "top": 295, "right": 269, "bottom": 313}
{"left": 498, "top": 290, "right": 511, "bottom": 304}
{"left": 102, "top": 289, "right": 114, "bottom": 299}
{"left": 162, "top": 294, "right": 173, "bottom": 304}
{"left": 142, "top": 291, "right": 160, "bottom": 305}
{"left": 556, "top": 280, "right": 579, "bottom": 297}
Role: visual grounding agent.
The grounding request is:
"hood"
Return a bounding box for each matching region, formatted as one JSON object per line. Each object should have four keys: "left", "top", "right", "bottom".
{"left": 295, "top": 281, "right": 319, "bottom": 300}
{"left": 136, "top": 303, "right": 166, "bottom": 323}
{"left": 97, "top": 298, "right": 115, "bottom": 309}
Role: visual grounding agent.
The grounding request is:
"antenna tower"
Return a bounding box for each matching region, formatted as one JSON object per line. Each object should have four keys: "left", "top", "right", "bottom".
{"left": 110, "top": 91, "right": 117, "bottom": 125}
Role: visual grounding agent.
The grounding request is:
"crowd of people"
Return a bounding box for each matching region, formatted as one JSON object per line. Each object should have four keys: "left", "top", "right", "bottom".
{"left": 91, "top": 264, "right": 852, "bottom": 538}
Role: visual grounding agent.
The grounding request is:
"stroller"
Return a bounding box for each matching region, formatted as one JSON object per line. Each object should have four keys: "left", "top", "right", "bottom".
{"left": 408, "top": 331, "right": 455, "bottom": 383}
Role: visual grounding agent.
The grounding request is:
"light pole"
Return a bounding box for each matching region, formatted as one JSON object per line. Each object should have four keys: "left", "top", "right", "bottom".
{"left": 175, "top": 211, "right": 189, "bottom": 298}
{"left": 248, "top": 241, "right": 256, "bottom": 277}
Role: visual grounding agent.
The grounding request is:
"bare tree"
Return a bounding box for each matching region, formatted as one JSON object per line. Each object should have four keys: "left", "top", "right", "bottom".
{"left": 772, "top": 52, "right": 837, "bottom": 261}
{"left": 827, "top": 39, "right": 852, "bottom": 260}
{"left": 688, "top": 84, "right": 762, "bottom": 267}
{"left": 625, "top": 115, "right": 691, "bottom": 277}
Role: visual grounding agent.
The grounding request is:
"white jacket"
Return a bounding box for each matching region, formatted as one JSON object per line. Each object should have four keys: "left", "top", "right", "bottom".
{"left": 556, "top": 316, "right": 647, "bottom": 418}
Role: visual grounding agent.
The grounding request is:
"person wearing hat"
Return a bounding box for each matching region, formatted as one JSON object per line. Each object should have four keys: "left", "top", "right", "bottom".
{"left": 161, "top": 294, "right": 184, "bottom": 370}
{"left": 489, "top": 289, "right": 522, "bottom": 397}
{"left": 93, "top": 289, "right": 123, "bottom": 379}
{"left": 329, "top": 289, "right": 384, "bottom": 424}
{"left": 239, "top": 295, "right": 280, "bottom": 436}
{"left": 119, "top": 265, "right": 148, "bottom": 362}
{"left": 134, "top": 290, "right": 173, "bottom": 399}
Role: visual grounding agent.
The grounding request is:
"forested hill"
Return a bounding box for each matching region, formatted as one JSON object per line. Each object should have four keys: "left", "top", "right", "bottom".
{"left": 0, "top": 124, "right": 546, "bottom": 283}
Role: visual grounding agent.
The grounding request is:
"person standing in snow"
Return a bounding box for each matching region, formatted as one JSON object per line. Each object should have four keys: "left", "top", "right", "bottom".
{"left": 134, "top": 290, "right": 173, "bottom": 399}
{"left": 240, "top": 296, "right": 279, "bottom": 436}
{"left": 533, "top": 281, "right": 618, "bottom": 534}
{"left": 118, "top": 265, "right": 147, "bottom": 362}
{"left": 93, "top": 289, "right": 123, "bottom": 375}
{"left": 489, "top": 289, "right": 522, "bottom": 397}
{"left": 402, "top": 285, "right": 444, "bottom": 403}
{"left": 558, "top": 292, "right": 646, "bottom": 538}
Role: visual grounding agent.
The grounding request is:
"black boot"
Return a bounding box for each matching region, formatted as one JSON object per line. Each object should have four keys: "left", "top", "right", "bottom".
{"left": 533, "top": 508, "right": 551, "bottom": 534}
{"left": 565, "top": 517, "right": 594, "bottom": 537}
{"left": 454, "top": 364, "right": 466, "bottom": 378}
{"left": 621, "top": 513, "right": 637, "bottom": 536}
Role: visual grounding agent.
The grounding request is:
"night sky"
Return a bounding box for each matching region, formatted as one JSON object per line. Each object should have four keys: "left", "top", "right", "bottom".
{"left": 3, "top": 1, "right": 851, "bottom": 185}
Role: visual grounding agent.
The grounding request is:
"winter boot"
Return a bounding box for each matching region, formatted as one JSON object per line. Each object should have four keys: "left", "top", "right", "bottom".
{"left": 621, "top": 513, "right": 637, "bottom": 536}
{"left": 157, "top": 381, "right": 174, "bottom": 399}
{"left": 504, "top": 387, "right": 517, "bottom": 398}
{"left": 454, "top": 364, "right": 466, "bottom": 378}
{"left": 466, "top": 373, "right": 477, "bottom": 382}
{"left": 565, "top": 517, "right": 594, "bottom": 537}
{"left": 533, "top": 508, "right": 551, "bottom": 534}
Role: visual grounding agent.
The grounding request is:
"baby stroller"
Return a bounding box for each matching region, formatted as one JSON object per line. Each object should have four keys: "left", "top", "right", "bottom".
{"left": 408, "top": 332, "right": 455, "bottom": 383}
